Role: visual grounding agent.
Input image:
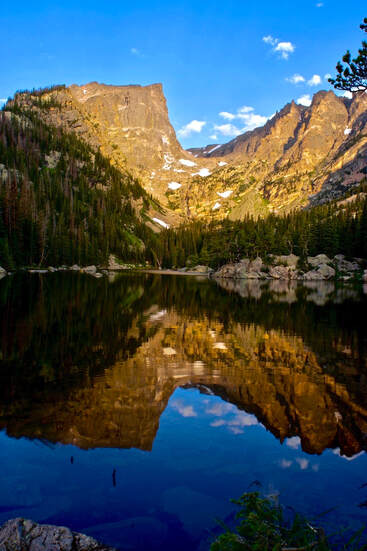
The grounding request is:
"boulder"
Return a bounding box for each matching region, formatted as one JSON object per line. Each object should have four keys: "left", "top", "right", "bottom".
{"left": 0, "top": 518, "right": 115, "bottom": 551}
{"left": 307, "top": 254, "right": 332, "bottom": 268}
{"left": 0, "top": 266, "right": 6, "bottom": 275}
{"left": 70, "top": 264, "right": 80, "bottom": 271}
{"left": 269, "top": 266, "right": 296, "bottom": 280}
{"left": 249, "top": 257, "right": 263, "bottom": 272}
{"left": 303, "top": 263, "right": 336, "bottom": 280}
{"left": 48, "top": 266, "right": 57, "bottom": 272}
{"left": 83, "top": 265, "right": 97, "bottom": 274}
{"left": 363, "top": 269, "right": 367, "bottom": 282}
{"left": 92, "top": 272, "right": 103, "bottom": 278}
{"left": 333, "top": 255, "right": 361, "bottom": 273}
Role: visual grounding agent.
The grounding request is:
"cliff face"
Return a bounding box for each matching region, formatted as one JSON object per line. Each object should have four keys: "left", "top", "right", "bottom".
{"left": 189, "top": 91, "right": 367, "bottom": 217}
{"left": 9, "top": 84, "right": 367, "bottom": 222}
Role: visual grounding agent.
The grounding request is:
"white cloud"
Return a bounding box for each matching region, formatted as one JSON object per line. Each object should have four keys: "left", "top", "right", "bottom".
{"left": 178, "top": 119, "right": 206, "bottom": 138}
{"left": 324, "top": 73, "right": 332, "bottom": 80}
{"left": 0, "top": 98, "right": 6, "bottom": 104}
{"left": 216, "top": 105, "right": 269, "bottom": 135}
{"left": 307, "top": 74, "right": 322, "bottom": 86}
{"left": 342, "top": 91, "right": 353, "bottom": 99}
{"left": 286, "top": 74, "right": 305, "bottom": 84}
{"left": 210, "top": 134, "right": 218, "bottom": 140}
{"left": 316, "top": 2, "right": 323, "bottom": 6}
{"left": 238, "top": 105, "right": 254, "bottom": 114}
{"left": 279, "top": 459, "right": 293, "bottom": 469}
{"left": 240, "top": 113, "right": 268, "bottom": 129}
{"left": 295, "top": 458, "right": 309, "bottom": 470}
{"left": 219, "top": 111, "right": 236, "bottom": 120}
{"left": 228, "top": 411, "right": 258, "bottom": 427}
{"left": 286, "top": 436, "right": 301, "bottom": 449}
{"left": 172, "top": 400, "right": 197, "bottom": 418}
{"left": 214, "top": 123, "right": 243, "bottom": 137}
{"left": 263, "top": 35, "right": 277, "bottom": 46}
{"left": 130, "top": 47, "right": 140, "bottom": 56}
{"left": 274, "top": 41, "right": 295, "bottom": 59}
{"left": 297, "top": 94, "right": 312, "bottom": 107}
{"left": 206, "top": 402, "right": 234, "bottom": 416}
{"left": 263, "top": 35, "right": 295, "bottom": 59}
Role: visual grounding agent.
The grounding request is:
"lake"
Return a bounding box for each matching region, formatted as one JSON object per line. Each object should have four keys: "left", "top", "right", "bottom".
{"left": 0, "top": 272, "right": 366, "bottom": 550}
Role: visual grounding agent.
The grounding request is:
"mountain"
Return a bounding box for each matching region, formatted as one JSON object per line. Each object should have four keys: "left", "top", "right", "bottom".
{"left": 2, "top": 83, "right": 367, "bottom": 230}
{"left": 0, "top": 94, "right": 164, "bottom": 269}
{"left": 189, "top": 91, "right": 367, "bottom": 217}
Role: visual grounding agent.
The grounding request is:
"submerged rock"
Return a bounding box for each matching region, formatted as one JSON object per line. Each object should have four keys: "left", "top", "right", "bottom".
{"left": 0, "top": 518, "right": 115, "bottom": 551}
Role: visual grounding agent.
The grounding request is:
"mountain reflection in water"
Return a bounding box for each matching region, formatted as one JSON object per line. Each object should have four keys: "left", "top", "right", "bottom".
{"left": 0, "top": 273, "right": 366, "bottom": 457}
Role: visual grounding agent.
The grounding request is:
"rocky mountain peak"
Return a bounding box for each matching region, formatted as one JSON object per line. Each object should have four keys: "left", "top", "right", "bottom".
{"left": 8, "top": 84, "right": 367, "bottom": 223}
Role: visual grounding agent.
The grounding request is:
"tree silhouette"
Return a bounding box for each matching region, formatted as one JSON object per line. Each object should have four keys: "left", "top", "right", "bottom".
{"left": 329, "top": 17, "right": 367, "bottom": 92}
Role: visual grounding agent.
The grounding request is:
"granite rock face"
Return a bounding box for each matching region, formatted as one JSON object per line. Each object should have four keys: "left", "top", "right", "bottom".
{"left": 8, "top": 85, "right": 367, "bottom": 222}
{"left": 0, "top": 518, "right": 115, "bottom": 551}
{"left": 189, "top": 91, "right": 367, "bottom": 217}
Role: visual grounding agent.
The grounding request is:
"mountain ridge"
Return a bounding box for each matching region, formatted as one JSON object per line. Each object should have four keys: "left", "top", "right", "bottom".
{"left": 3, "top": 83, "right": 367, "bottom": 224}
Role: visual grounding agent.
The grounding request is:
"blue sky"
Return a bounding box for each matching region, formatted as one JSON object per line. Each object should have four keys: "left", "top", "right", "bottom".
{"left": 1, "top": 0, "right": 366, "bottom": 147}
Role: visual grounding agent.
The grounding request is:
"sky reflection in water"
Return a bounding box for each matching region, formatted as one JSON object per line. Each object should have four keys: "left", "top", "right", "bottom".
{"left": 0, "top": 273, "right": 366, "bottom": 550}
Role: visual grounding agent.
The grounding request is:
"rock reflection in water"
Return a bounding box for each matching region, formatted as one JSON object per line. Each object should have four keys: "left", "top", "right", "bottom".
{"left": 0, "top": 273, "right": 366, "bottom": 457}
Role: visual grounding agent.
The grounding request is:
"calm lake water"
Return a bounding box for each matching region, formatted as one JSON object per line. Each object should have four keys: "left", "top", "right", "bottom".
{"left": 0, "top": 272, "right": 367, "bottom": 550}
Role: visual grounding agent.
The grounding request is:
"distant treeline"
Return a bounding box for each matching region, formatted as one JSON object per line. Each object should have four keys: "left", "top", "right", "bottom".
{"left": 157, "top": 190, "right": 367, "bottom": 268}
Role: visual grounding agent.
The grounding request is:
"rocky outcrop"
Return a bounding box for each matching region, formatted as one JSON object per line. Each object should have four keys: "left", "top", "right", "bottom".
{"left": 188, "top": 91, "right": 367, "bottom": 218}
{"left": 0, "top": 518, "right": 115, "bottom": 551}
{"left": 213, "top": 254, "right": 364, "bottom": 280}
{"left": 8, "top": 85, "right": 367, "bottom": 222}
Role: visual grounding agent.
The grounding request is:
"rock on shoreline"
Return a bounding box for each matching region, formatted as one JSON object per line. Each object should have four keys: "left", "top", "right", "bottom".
{"left": 0, "top": 518, "right": 115, "bottom": 551}
{"left": 212, "top": 254, "right": 366, "bottom": 281}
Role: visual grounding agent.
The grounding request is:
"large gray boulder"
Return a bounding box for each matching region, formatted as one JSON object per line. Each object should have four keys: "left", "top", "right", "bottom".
{"left": 333, "top": 255, "right": 361, "bottom": 273}
{"left": 0, "top": 518, "right": 115, "bottom": 551}
{"left": 307, "top": 254, "right": 331, "bottom": 268}
{"left": 269, "top": 265, "right": 298, "bottom": 280}
{"left": 303, "top": 263, "right": 336, "bottom": 280}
